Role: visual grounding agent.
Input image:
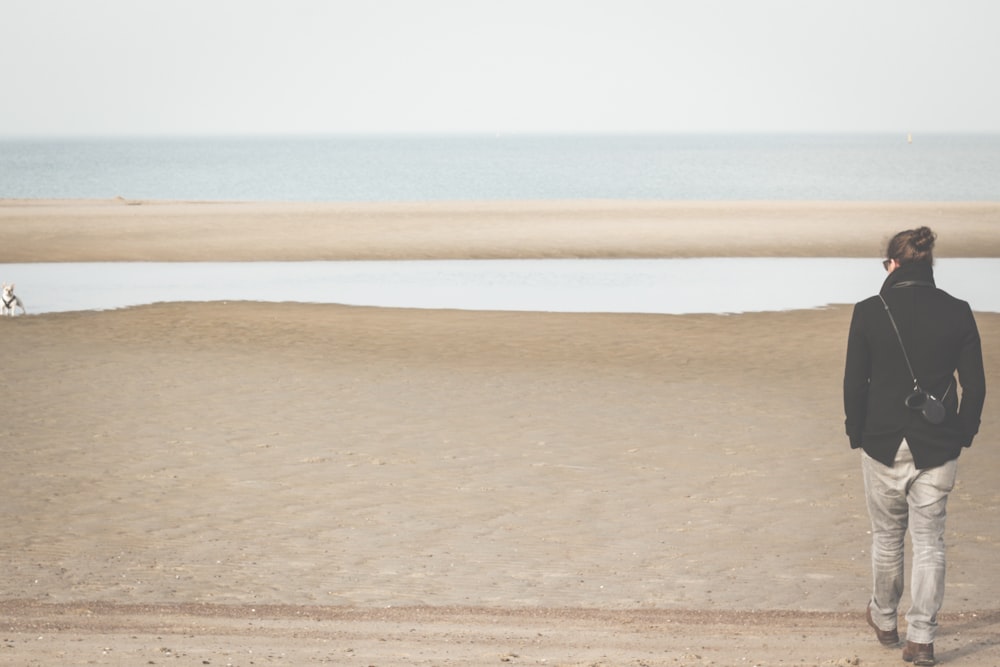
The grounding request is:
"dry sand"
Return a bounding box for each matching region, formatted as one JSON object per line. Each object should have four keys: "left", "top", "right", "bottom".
{"left": 1, "top": 200, "right": 998, "bottom": 665}
{"left": 3, "top": 199, "right": 1000, "bottom": 261}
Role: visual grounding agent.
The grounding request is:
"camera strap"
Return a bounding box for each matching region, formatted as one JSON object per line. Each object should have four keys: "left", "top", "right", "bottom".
{"left": 877, "top": 293, "right": 952, "bottom": 400}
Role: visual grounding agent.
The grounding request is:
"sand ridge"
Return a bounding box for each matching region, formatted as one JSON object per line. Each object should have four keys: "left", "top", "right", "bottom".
{"left": 2, "top": 199, "right": 1000, "bottom": 261}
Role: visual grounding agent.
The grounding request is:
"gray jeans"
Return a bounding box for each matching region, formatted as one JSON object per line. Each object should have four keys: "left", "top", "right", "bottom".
{"left": 862, "top": 439, "right": 957, "bottom": 644}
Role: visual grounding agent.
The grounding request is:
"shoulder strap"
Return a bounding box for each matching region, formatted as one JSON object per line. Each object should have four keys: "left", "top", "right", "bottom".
{"left": 877, "top": 294, "right": 953, "bottom": 400}
{"left": 877, "top": 294, "right": 920, "bottom": 391}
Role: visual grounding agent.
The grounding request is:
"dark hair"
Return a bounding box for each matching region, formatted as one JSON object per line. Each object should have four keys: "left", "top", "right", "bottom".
{"left": 886, "top": 226, "right": 936, "bottom": 266}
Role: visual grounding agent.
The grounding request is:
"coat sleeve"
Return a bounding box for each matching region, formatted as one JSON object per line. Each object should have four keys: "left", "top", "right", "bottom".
{"left": 956, "top": 304, "right": 986, "bottom": 446}
{"left": 843, "top": 303, "right": 871, "bottom": 449}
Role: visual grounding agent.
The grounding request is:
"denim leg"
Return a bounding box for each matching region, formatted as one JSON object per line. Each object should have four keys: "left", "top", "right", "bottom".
{"left": 905, "top": 456, "right": 956, "bottom": 644}
{"left": 862, "top": 448, "right": 908, "bottom": 630}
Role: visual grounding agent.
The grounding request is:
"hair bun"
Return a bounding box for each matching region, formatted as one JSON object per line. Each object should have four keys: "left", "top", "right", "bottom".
{"left": 913, "top": 226, "right": 937, "bottom": 252}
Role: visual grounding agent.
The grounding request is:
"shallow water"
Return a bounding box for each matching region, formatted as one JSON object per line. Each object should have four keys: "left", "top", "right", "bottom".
{"left": 3, "top": 258, "right": 999, "bottom": 315}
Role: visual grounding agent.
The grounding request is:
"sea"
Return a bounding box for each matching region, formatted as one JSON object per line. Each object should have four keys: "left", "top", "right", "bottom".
{"left": 3, "top": 133, "right": 999, "bottom": 314}
{"left": 2, "top": 133, "right": 1000, "bottom": 201}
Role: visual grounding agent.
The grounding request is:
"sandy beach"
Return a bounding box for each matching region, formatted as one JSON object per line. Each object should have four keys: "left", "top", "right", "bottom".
{"left": 2, "top": 200, "right": 998, "bottom": 665}
{"left": 3, "top": 199, "right": 1000, "bottom": 261}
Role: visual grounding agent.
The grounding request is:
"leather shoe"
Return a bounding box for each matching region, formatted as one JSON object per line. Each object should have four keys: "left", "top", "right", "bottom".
{"left": 866, "top": 602, "right": 899, "bottom": 646}
{"left": 902, "top": 641, "right": 935, "bottom": 665}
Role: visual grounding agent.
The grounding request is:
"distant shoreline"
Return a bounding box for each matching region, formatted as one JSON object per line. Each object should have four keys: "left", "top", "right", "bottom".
{"left": 2, "top": 199, "right": 999, "bottom": 263}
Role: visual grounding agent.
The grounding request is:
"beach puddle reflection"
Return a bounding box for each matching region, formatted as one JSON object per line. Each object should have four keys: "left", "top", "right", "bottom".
{"left": 3, "top": 258, "right": 999, "bottom": 315}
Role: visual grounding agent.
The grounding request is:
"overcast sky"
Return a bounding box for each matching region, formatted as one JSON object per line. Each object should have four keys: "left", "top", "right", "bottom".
{"left": 2, "top": 0, "right": 998, "bottom": 137}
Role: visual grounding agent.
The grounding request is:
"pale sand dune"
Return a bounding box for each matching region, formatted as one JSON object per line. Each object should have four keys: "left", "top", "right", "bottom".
{"left": 1, "top": 201, "right": 998, "bottom": 665}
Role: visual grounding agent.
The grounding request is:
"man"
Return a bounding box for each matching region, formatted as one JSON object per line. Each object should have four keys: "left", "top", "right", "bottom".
{"left": 843, "top": 227, "right": 986, "bottom": 666}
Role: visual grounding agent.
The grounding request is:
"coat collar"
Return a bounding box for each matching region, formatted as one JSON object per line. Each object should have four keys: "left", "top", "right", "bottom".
{"left": 880, "top": 261, "right": 935, "bottom": 295}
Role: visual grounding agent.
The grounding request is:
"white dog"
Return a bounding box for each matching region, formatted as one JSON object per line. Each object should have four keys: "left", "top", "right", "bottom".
{"left": 2, "top": 283, "right": 26, "bottom": 316}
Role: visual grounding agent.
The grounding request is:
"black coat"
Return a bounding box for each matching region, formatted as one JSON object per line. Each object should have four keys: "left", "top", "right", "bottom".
{"left": 843, "top": 261, "right": 986, "bottom": 469}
